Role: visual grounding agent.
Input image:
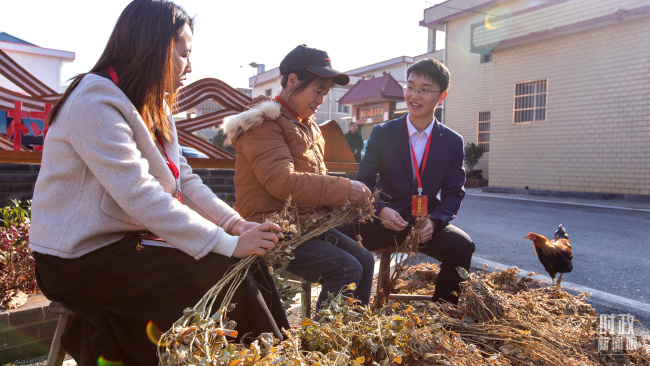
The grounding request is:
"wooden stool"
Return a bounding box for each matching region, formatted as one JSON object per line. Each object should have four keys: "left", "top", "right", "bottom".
{"left": 300, "top": 280, "right": 312, "bottom": 319}
{"left": 279, "top": 271, "right": 313, "bottom": 319}
{"left": 46, "top": 301, "right": 75, "bottom": 366}
{"left": 375, "top": 248, "right": 394, "bottom": 297}
{"left": 374, "top": 249, "right": 431, "bottom": 302}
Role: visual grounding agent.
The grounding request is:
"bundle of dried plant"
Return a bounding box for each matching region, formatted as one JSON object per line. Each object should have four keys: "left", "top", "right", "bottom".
{"left": 157, "top": 193, "right": 379, "bottom": 364}
{"left": 263, "top": 193, "right": 377, "bottom": 275}
{"left": 371, "top": 216, "right": 429, "bottom": 311}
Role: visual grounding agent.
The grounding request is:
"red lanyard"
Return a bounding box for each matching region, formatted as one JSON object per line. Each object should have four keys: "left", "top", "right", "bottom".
{"left": 156, "top": 134, "right": 179, "bottom": 179}
{"left": 107, "top": 65, "right": 119, "bottom": 85}
{"left": 274, "top": 95, "right": 303, "bottom": 123}
{"left": 407, "top": 120, "right": 432, "bottom": 196}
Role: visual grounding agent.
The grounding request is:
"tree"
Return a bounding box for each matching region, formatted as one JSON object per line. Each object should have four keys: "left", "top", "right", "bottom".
{"left": 464, "top": 143, "right": 484, "bottom": 174}
{"left": 211, "top": 129, "right": 236, "bottom": 156}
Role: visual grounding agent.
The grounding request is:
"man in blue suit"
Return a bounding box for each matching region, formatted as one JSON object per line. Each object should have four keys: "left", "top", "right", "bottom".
{"left": 343, "top": 58, "right": 474, "bottom": 304}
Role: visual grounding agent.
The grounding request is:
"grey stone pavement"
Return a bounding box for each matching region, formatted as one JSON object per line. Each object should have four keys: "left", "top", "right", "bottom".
{"left": 469, "top": 186, "right": 650, "bottom": 211}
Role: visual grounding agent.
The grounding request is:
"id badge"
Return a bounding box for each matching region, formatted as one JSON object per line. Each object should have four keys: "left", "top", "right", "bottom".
{"left": 411, "top": 195, "right": 428, "bottom": 217}
{"left": 174, "top": 190, "right": 183, "bottom": 204}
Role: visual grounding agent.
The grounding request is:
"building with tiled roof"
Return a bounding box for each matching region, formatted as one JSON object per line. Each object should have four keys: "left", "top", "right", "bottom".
{"left": 339, "top": 72, "right": 404, "bottom": 105}
{"left": 0, "top": 32, "right": 74, "bottom": 93}
{"left": 338, "top": 72, "right": 406, "bottom": 138}
{"left": 345, "top": 56, "right": 414, "bottom": 82}
{"left": 0, "top": 32, "right": 35, "bottom": 46}
{"left": 420, "top": 0, "right": 650, "bottom": 196}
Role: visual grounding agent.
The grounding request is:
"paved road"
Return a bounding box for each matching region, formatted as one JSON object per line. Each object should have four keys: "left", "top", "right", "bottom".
{"left": 449, "top": 190, "right": 650, "bottom": 329}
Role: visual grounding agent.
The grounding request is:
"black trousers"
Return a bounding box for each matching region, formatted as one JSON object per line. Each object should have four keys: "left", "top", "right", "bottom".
{"left": 341, "top": 221, "right": 475, "bottom": 304}
{"left": 34, "top": 233, "right": 289, "bottom": 366}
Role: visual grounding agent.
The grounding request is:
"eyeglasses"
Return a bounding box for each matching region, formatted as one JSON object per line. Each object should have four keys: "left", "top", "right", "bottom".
{"left": 403, "top": 86, "right": 442, "bottom": 98}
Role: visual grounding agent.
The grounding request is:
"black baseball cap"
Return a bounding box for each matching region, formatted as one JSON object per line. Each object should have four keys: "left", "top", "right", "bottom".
{"left": 279, "top": 44, "right": 350, "bottom": 86}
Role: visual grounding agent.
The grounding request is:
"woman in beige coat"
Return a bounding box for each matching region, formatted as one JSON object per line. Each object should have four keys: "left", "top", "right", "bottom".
{"left": 223, "top": 45, "right": 375, "bottom": 310}
{"left": 29, "top": 1, "right": 288, "bottom": 364}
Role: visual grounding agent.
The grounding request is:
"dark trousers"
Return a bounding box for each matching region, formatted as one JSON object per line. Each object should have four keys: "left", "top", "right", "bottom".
{"left": 341, "top": 221, "right": 475, "bottom": 304}
{"left": 285, "top": 229, "right": 375, "bottom": 310}
{"left": 34, "top": 233, "right": 289, "bottom": 366}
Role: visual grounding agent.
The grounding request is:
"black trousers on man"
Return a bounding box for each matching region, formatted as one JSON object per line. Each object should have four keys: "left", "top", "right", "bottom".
{"left": 342, "top": 221, "right": 475, "bottom": 304}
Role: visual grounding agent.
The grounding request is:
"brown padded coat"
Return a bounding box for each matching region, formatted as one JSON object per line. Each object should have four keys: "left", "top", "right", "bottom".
{"left": 222, "top": 96, "right": 351, "bottom": 223}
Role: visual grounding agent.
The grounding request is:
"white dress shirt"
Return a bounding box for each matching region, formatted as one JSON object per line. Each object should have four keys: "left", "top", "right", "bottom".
{"left": 406, "top": 115, "right": 435, "bottom": 179}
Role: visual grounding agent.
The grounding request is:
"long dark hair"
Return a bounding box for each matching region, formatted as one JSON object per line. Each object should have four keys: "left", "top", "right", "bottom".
{"left": 50, "top": 0, "right": 193, "bottom": 142}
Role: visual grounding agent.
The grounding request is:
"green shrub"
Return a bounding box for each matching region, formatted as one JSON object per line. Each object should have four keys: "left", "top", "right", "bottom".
{"left": 464, "top": 143, "right": 484, "bottom": 173}
{"left": 0, "top": 200, "right": 38, "bottom": 302}
{"left": 211, "top": 129, "right": 236, "bottom": 156}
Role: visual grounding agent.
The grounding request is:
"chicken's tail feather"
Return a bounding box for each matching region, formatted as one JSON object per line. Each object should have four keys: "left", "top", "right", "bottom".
{"left": 553, "top": 224, "right": 569, "bottom": 241}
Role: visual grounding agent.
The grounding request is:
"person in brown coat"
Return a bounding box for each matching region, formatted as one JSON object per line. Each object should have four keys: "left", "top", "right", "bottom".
{"left": 222, "top": 45, "right": 375, "bottom": 309}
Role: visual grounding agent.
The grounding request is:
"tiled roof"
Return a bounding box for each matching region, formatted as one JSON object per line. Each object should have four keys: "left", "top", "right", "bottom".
{"left": 338, "top": 72, "right": 404, "bottom": 105}
{"left": 0, "top": 32, "right": 36, "bottom": 46}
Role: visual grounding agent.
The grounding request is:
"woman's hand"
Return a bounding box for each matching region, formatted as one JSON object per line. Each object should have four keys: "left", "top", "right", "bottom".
{"left": 230, "top": 219, "right": 259, "bottom": 236}
{"left": 379, "top": 207, "right": 408, "bottom": 231}
{"left": 348, "top": 181, "right": 371, "bottom": 204}
{"left": 231, "top": 221, "right": 281, "bottom": 258}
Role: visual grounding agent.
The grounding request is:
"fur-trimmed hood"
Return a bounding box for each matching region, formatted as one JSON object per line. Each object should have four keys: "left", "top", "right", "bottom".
{"left": 224, "top": 95, "right": 351, "bottom": 224}
{"left": 221, "top": 97, "right": 282, "bottom": 146}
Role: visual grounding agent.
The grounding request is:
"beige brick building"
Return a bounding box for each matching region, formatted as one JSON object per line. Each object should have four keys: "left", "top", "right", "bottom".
{"left": 422, "top": 0, "right": 650, "bottom": 196}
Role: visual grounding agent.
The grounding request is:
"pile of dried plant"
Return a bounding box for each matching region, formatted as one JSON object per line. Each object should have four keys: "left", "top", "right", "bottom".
{"left": 159, "top": 260, "right": 650, "bottom": 365}
{"left": 157, "top": 193, "right": 379, "bottom": 364}
{"left": 391, "top": 264, "right": 650, "bottom": 365}
{"left": 157, "top": 193, "right": 650, "bottom": 365}
{"left": 393, "top": 261, "right": 439, "bottom": 295}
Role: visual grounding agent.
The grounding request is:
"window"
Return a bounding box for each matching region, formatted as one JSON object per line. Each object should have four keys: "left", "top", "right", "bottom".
{"left": 337, "top": 103, "right": 350, "bottom": 114}
{"left": 514, "top": 79, "right": 547, "bottom": 123}
{"left": 480, "top": 53, "right": 492, "bottom": 63}
{"left": 264, "top": 88, "right": 272, "bottom": 97}
{"left": 477, "top": 112, "right": 490, "bottom": 152}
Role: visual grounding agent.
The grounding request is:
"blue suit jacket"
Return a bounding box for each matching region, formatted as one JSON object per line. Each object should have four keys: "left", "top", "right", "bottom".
{"left": 356, "top": 115, "right": 466, "bottom": 225}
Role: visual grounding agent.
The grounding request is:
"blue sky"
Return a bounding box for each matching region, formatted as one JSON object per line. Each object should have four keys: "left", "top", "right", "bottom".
{"left": 2, "top": 0, "right": 443, "bottom": 89}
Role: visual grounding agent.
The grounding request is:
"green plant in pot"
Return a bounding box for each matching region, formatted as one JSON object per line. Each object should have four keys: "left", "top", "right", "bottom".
{"left": 464, "top": 143, "right": 484, "bottom": 179}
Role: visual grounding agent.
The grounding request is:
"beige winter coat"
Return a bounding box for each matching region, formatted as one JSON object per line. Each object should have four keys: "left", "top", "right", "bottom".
{"left": 222, "top": 96, "right": 351, "bottom": 223}
{"left": 29, "top": 74, "right": 241, "bottom": 259}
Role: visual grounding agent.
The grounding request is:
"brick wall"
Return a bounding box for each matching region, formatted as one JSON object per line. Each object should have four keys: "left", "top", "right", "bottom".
{"left": 488, "top": 16, "right": 650, "bottom": 195}
{"left": 0, "top": 294, "right": 58, "bottom": 363}
{"left": 0, "top": 164, "right": 40, "bottom": 207}
{"left": 0, "top": 163, "right": 239, "bottom": 207}
{"left": 442, "top": 7, "right": 499, "bottom": 177}
{"left": 432, "top": 0, "right": 650, "bottom": 196}
{"left": 0, "top": 164, "right": 355, "bottom": 207}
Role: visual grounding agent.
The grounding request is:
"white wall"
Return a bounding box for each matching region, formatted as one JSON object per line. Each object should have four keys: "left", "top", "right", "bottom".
{"left": 0, "top": 48, "right": 72, "bottom": 94}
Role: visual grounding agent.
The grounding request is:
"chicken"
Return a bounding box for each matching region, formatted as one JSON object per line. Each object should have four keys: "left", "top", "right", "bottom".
{"left": 525, "top": 225, "right": 573, "bottom": 286}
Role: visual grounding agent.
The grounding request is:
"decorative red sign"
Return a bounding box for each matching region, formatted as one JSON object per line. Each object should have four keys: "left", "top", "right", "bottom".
{"left": 6, "top": 101, "right": 29, "bottom": 151}
{"left": 29, "top": 103, "right": 53, "bottom": 151}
